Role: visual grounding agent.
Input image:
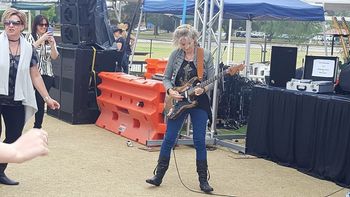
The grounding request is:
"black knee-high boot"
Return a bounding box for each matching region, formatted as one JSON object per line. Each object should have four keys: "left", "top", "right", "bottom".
{"left": 196, "top": 160, "right": 213, "bottom": 193}
{"left": 146, "top": 156, "right": 170, "bottom": 186}
{"left": 0, "top": 163, "right": 19, "bottom": 185}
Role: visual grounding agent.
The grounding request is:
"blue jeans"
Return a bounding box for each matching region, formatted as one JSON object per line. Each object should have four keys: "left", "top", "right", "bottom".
{"left": 159, "top": 108, "right": 209, "bottom": 160}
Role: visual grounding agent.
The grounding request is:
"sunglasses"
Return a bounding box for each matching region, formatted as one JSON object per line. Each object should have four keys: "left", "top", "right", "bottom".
{"left": 4, "top": 20, "right": 22, "bottom": 26}
{"left": 38, "top": 23, "right": 48, "bottom": 27}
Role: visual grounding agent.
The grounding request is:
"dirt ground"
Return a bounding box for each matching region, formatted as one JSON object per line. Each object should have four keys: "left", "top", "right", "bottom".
{"left": 0, "top": 115, "right": 348, "bottom": 197}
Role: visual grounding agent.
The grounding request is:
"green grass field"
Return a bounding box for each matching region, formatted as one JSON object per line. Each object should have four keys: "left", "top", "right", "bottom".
{"left": 133, "top": 31, "right": 325, "bottom": 67}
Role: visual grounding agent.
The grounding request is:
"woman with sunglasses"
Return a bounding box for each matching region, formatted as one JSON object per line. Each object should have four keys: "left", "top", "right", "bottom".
{"left": 0, "top": 8, "right": 60, "bottom": 185}
{"left": 26, "top": 15, "right": 59, "bottom": 129}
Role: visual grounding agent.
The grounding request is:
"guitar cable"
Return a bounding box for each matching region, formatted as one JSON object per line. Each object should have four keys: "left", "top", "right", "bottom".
{"left": 172, "top": 132, "right": 237, "bottom": 197}
{"left": 323, "top": 187, "right": 346, "bottom": 197}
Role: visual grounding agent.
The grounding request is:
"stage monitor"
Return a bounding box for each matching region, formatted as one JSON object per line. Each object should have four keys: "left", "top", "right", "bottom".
{"left": 303, "top": 56, "right": 338, "bottom": 82}
{"left": 269, "top": 46, "right": 297, "bottom": 88}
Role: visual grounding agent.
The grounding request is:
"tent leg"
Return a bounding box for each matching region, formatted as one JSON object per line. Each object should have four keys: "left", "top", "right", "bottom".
{"left": 244, "top": 20, "right": 252, "bottom": 77}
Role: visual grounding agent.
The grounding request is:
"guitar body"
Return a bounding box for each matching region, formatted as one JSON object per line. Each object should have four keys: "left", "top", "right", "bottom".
{"left": 166, "top": 77, "right": 199, "bottom": 120}
{"left": 167, "top": 99, "right": 198, "bottom": 120}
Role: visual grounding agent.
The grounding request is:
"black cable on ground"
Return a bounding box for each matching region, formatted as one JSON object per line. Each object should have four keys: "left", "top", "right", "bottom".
{"left": 172, "top": 148, "right": 237, "bottom": 197}
{"left": 323, "top": 187, "right": 346, "bottom": 197}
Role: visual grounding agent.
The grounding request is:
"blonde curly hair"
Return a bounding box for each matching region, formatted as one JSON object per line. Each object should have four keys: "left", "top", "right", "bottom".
{"left": 173, "top": 24, "right": 199, "bottom": 47}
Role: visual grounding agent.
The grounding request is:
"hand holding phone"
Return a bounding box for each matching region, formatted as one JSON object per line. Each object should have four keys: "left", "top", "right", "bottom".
{"left": 46, "top": 26, "right": 55, "bottom": 45}
{"left": 47, "top": 26, "right": 54, "bottom": 36}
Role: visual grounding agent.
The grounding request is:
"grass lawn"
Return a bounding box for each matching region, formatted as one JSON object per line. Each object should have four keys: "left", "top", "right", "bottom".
{"left": 133, "top": 31, "right": 325, "bottom": 67}
{"left": 216, "top": 125, "right": 247, "bottom": 135}
{"left": 133, "top": 42, "right": 172, "bottom": 60}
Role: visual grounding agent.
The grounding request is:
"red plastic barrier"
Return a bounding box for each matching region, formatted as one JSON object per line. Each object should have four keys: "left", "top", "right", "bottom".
{"left": 144, "top": 58, "right": 168, "bottom": 79}
{"left": 96, "top": 72, "right": 166, "bottom": 145}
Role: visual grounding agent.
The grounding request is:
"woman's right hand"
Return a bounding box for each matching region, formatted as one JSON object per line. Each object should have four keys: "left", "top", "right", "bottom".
{"left": 168, "top": 88, "right": 184, "bottom": 101}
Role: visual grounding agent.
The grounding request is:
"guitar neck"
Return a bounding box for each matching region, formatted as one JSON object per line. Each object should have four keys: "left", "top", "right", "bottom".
{"left": 185, "top": 64, "right": 243, "bottom": 95}
{"left": 198, "top": 70, "right": 227, "bottom": 88}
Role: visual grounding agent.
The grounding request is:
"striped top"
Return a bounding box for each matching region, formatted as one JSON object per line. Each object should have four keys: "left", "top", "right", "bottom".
{"left": 25, "top": 33, "right": 54, "bottom": 76}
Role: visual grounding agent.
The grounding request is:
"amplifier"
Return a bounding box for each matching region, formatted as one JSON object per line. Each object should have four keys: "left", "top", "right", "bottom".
{"left": 286, "top": 79, "right": 334, "bottom": 93}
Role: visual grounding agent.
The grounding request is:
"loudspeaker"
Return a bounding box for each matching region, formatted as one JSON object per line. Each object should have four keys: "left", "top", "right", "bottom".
{"left": 60, "top": 4, "right": 89, "bottom": 25}
{"left": 61, "top": 24, "right": 94, "bottom": 44}
{"left": 339, "top": 63, "right": 350, "bottom": 92}
{"left": 47, "top": 45, "right": 119, "bottom": 124}
{"left": 269, "top": 46, "right": 297, "bottom": 88}
{"left": 59, "top": 0, "right": 114, "bottom": 48}
{"left": 47, "top": 52, "right": 62, "bottom": 119}
{"left": 60, "top": 0, "right": 94, "bottom": 45}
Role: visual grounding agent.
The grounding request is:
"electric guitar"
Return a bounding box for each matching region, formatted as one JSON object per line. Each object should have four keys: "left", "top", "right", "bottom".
{"left": 166, "top": 64, "right": 245, "bottom": 120}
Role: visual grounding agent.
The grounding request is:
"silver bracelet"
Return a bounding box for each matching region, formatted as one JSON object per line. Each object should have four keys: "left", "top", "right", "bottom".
{"left": 43, "top": 96, "right": 50, "bottom": 102}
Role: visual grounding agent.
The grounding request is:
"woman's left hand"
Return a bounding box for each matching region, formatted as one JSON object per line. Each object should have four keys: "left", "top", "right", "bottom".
{"left": 46, "top": 98, "right": 60, "bottom": 110}
{"left": 48, "top": 36, "right": 56, "bottom": 46}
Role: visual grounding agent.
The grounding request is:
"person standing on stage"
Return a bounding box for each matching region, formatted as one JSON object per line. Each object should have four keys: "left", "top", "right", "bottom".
{"left": 113, "top": 27, "right": 127, "bottom": 73}
{"left": 26, "top": 14, "right": 59, "bottom": 129}
{"left": 0, "top": 8, "right": 60, "bottom": 185}
{"left": 122, "top": 22, "right": 135, "bottom": 71}
{"left": 146, "top": 24, "right": 215, "bottom": 193}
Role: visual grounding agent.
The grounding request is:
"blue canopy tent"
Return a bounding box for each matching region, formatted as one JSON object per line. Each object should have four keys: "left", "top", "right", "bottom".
{"left": 143, "top": 0, "right": 196, "bottom": 24}
{"left": 143, "top": 0, "right": 324, "bottom": 21}
{"left": 142, "top": 0, "right": 325, "bottom": 66}
{"left": 223, "top": 0, "right": 325, "bottom": 21}
{"left": 11, "top": 3, "right": 52, "bottom": 10}
{"left": 143, "top": 0, "right": 195, "bottom": 15}
{"left": 221, "top": 0, "right": 325, "bottom": 75}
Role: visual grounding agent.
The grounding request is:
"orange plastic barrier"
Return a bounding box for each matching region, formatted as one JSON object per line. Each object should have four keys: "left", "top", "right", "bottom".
{"left": 96, "top": 72, "right": 166, "bottom": 145}
{"left": 144, "top": 58, "right": 168, "bottom": 79}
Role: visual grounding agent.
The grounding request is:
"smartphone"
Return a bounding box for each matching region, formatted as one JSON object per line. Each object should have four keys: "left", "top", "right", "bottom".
{"left": 48, "top": 26, "right": 54, "bottom": 36}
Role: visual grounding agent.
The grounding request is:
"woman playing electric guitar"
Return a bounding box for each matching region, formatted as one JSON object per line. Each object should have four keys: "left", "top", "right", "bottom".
{"left": 146, "top": 24, "right": 215, "bottom": 193}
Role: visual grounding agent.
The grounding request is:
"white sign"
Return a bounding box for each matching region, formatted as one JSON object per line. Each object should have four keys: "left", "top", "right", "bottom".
{"left": 312, "top": 59, "right": 335, "bottom": 78}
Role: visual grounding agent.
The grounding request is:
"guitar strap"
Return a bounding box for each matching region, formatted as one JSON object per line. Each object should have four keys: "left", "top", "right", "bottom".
{"left": 197, "top": 47, "right": 204, "bottom": 81}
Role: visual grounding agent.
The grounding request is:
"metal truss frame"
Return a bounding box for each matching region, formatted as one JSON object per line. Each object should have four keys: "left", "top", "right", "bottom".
{"left": 193, "top": 0, "right": 245, "bottom": 153}
{"left": 194, "top": 0, "right": 224, "bottom": 137}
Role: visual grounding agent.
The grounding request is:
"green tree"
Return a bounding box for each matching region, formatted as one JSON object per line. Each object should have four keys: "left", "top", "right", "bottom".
{"left": 121, "top": 2, "right": 140, "bottom": 26}
{"left": 108, "top": 2, "right": 141, "bottom": 28}
{"left": 257, "top": 21, "right": 322, "bottom": 43}
{"left": 42, "top": 5, "right": 58, "bottom": 24}
{"left": 162, "top": 15, "right": 176, "bottom": 33}
{"left": 146, "top": 13, "right": 160, "bottom": 35}
{"left": 147, "top": 13, "right": 177, "bottom": 35}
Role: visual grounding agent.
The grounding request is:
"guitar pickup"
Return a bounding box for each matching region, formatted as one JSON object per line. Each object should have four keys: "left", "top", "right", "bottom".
{"left": 184, "top": 91, "right": 192, "bottom": 102}
{"left": 184, "top": 91, "right": 188, "bottom": 98}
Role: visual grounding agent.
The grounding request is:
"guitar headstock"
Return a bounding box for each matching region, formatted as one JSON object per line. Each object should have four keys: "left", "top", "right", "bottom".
{"left": 226, "top": 64, "right": 245, "bottom": 76}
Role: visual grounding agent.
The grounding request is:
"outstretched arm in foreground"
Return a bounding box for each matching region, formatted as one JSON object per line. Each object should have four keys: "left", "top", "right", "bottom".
{"left": 0, "top": 129, "right": 49, "bottom": 163}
